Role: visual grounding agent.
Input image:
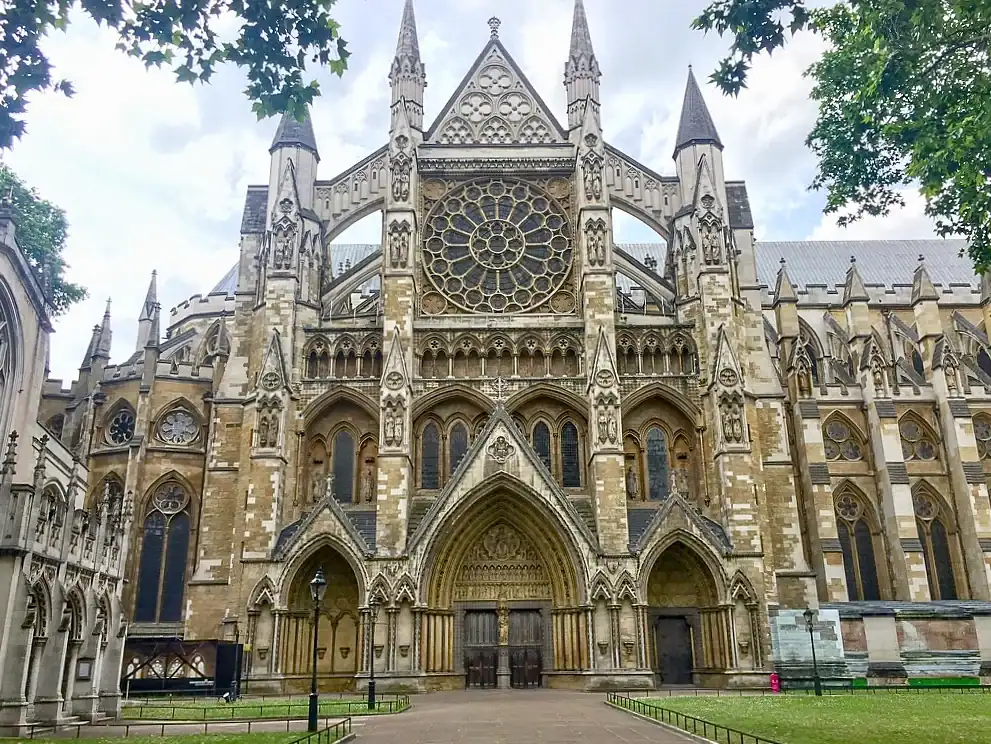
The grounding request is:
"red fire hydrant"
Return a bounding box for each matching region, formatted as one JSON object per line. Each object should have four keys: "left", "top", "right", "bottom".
{"left": 770, "top": 672, "right": 781, "bottom": 693}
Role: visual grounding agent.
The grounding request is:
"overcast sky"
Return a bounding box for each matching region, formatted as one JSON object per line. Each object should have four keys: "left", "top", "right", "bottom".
{"left": 5, "top": 0, "right": 939, "bottom": 383}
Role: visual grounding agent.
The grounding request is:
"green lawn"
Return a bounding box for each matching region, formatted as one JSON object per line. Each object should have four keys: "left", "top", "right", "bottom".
{"left": 645, "top": 694, "right": 991, "bottom": 744}
{"left": 121, "top": 697, "right": 404, "bottom": 720}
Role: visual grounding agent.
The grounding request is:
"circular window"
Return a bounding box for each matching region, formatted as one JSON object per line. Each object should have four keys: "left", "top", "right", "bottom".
{"left": 421, "top": 179, "right": 572, "bottom": 314}
{"left": 107, "top": 409, "right": 135, "bottom": 446}
{"left": 153, "top": 483, "right": 187, "bottom": 514}
{"left": 159, "top": 409, "right": 198, "bottom": 445}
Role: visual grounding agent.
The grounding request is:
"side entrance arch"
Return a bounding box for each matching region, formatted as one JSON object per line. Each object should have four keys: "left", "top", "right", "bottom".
{"left": 420, "top": 489, "right": 586, "bottom": 689}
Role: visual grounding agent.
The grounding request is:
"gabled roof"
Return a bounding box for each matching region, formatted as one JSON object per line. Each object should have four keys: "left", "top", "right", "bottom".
{"left": 425, "top": 36, "right": 566, "bottom": 144}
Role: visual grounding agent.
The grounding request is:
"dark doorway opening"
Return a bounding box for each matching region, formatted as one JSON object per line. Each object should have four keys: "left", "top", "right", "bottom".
{"left": 654, "top": 615, "right": 693, "bottom": 685}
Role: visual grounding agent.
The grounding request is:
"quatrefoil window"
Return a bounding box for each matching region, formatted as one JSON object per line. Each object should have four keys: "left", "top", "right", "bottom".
{"left": 422, "top": 179, "right": 572, "bottom": 314}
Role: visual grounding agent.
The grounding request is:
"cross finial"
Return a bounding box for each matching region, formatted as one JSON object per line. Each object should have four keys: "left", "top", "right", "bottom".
{"left": 918, "top": 253, "right": 925, "bottom": 263}
{"left": 488, "top": 16, "right": 501, "bottom": 38}
{"left": 779, "top": 257, "right": 786, "bottom": 267}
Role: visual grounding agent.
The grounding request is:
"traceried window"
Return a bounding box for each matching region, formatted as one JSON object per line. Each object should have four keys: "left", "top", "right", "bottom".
{"left": 975, "top": 415, "right": 991, "bottom": 460}
{"left": 449, "top": 423, "right": 469, "bottom": 474}
{"left": 107, "top": 407, "right": 136, "bottom": 446}
{"left": 834, "top": 491, "right": 881, "bottom": 600}
{"left": 561, "top": 422, "right": 581, "bottom": 488}
{"left": 533, "top": 422, "right": 552, "bottom": 472}
{"left": 135, "top": 481, "right": 191, "bottom": 623}
{"left": 157, "top": 408, "right": 198, "bottom": 445}
{"left": 421, "top": 179, "right": 573, "bottom": 314}
{"left": 823, "top": 418, "right": 863, "bottom": 461}
{"left": 421, "top": 423, "right": 440, "bottom": 489}
{"left": 913, "top": 489, "right": 958, "bottom": 600}
{"left": 0, "top": 303, "right": 10, "bottom": 434}
{"left": 332, "top": 430, "right": 355, "bottom": 503}
{"left": 646, "top": 426, "right": 670, "bottom": 501}
{"left": 899, "top": 418, "right": 938, "bottom": 461}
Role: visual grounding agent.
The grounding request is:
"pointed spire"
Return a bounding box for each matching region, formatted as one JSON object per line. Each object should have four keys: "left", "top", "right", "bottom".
{"left": 773, "top": 258, "right": 798, "bottom": 305}
{"left": 94, "top": 298, "right": 112, "bottom": 359}
{"left": 79, "top": 324, "right": 101, "bottom": 371}
{"left": 565, "top": 0, "right": 601, "bottom": 129}
{"left": 139, "top": 270, "right": 157, "bottom": 321}
{"left": 674, "top": 66, "right": 723, "bottom": 155}
{"left": 394, "top": 0, "right": 420, "bottom": 62}
{"left": 269, "top": 106, "right": 320, "bottom": 161}
{"left": 842, "top": 256, "right": 870, "bottom": 305}
{"left": 912, "top": 254, "right": 939, "bottom": 304}
{"left": 389, "top": 0, "right": 425, "bottom": 130}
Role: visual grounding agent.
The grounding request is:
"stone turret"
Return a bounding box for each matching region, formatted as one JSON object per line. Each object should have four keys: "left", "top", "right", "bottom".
{"left": 135, "top": 271, "right": 158, "bottom": 352}
{"left": 564, "top": 0, "right": 600, "bottom": 129}
{"left": 389, "top": 0, "right": 426, "bottom": 130}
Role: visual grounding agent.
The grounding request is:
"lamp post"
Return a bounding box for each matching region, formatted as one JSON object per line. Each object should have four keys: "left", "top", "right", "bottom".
{"left": 308, "top": 568, "right": 327, "bottom": 732}
{"left": 803, "top": 607, "right": 823, "bottom": 697}
{"left": 367, "top": 596, "right": 380, "bottom": 711}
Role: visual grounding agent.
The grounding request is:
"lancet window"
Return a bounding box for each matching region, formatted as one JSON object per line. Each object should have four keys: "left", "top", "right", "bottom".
{"left": 913, "top": 487, "right": 958, "bottom": 600}
{"left": 834, "top": 489, "right": 881, "bottom": 601}
{"left": 134, "top": 481, "right": 191, "bottom": 623}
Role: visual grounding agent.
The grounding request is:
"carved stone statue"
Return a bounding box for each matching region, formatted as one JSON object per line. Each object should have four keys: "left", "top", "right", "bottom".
{"left": 388, "top": 220, "right": 411, "bottom": 269}
{"left": 384, "top": 401, "right": 405, "bottom": 447}
{"left": 720, "top": 397, "right": 745, "bottom": 445}
{"left": 497, "top": 601, "right": 509, "bottom": 646}
{"left": 391, "top": 145, "right": 411, "bottom": 203}
{"left": 699, "top": 219, "right": 722, "bottom": 265}
{"left": 585, "top": 218, "right": 607, "bottom": 266}
{"left": 258, "top": 416, "right": 270, "bottom": 448}
{"left": 625, "top": 466, "right": 639, "bottom": 500}
{"left": 597, "top": 409, "right": 608, "bottom": 444}
{"left": 360, "top": 464, "right": 375, "bottom": 504}
{"left": 310, "top": 470, "right": 325, "bottom": 503}
{"left": 582, "top": 151, "right": 603, "bottom": 201}
{"left": 607, "top": 411, "right": 618, "bottom": 444}
{"left": 668, "top": 468, "right": 680, "bottom": 497}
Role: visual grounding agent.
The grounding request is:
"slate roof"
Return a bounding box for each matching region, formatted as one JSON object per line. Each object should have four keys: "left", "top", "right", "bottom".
{"left": 754, "top": 239, "right": 974, "bottom": 290}
{"left": 270, "top": 108, "right": 319, "bottom": 159}
{"left": 674, "top": 67, "right": 722, "bottom": 152}
{"left": 239, "top": 186, "right": 268, "bottom": 234}
{"left": 725, "top": 182, "right": 753, "bottom": 230}
{"left": 211, "top": 263, "right": 238, "bottom": 297}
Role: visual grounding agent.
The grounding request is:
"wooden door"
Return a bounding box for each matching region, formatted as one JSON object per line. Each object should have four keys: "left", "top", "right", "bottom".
{"left": 463, "top": 611, "right": 498, "bottom": 688}
{"left": 508, "top": 610, "right": 542, "bottom": 689}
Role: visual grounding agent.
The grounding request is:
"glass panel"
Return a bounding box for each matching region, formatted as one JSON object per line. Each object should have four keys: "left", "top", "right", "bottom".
{"left": 159, "top": 513, "right": 190, "bottom": 622}
{"left": 854, "top": 519, "right": 881, "bottom": 601}
{"left": 450, "top": 423, "right": 469, "bottom": 473}
{"left": 422, "top": 424, "right": 440, "bottom": 489}
{"left": 646, "top": 427, "right": 669, "bottom": 501}
{"left": 333, "top": 430, "right": 355, "bottom": 502}
{"left": 533, "top": 422, "right": 552, "bottom": 471}
{"left": 931, "top": 518, "right": 958, "bottom": 600}
{"left": 837, "top": 520, "right": 860, "bottom": 600}
{"left": 134, "top": 512, "right": 166, "bottom": 622}
{"left": 561, "top": 423, "right": 581, "bottom": 488}
{"left": 917, "top": 518, "right": 940, "bottom": 600}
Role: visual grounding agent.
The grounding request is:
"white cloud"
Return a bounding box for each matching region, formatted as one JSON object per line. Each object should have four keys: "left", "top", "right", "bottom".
{"left": 806, "top": 189, "right": 940, "bottom": 241}
{"left": 4, "top": 0, "right": 934, "bottom": 382}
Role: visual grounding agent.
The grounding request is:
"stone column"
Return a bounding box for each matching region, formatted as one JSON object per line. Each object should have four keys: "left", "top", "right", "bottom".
{"left": 863, "top": 612, "right": 906, "bottom": 684}
{"left": 634, "top": 605, "right": 649, "bottom": 669}
{"left": 584, "top": 606, "right": 596, "bottom": 671}
{"left": 410, "top": 608, "right": 422, "bottom": 673}
{"left": 386, "top": 607, "right": 399, "bottom": 672}
{"left": 608, "top": 603, "right": 621, "bottom": 669}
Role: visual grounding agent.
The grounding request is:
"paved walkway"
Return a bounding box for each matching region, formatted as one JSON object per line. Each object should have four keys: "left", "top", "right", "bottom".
{"left": 352, "top": 690, "right": 689, "bottom": 743}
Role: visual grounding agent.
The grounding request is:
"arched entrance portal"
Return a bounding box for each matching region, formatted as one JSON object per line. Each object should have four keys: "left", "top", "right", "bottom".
{"left": 422, "top": 492, "right": 585, "bottom": 689}
{"left": 645, "top": 541, "right": 727, "bottom": 685}
{"left": 279, "top": 545, "right": 360, "bottom": 687}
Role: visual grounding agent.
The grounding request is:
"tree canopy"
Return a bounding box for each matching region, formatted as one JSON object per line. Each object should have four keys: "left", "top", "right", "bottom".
{"left": 0, "top": 0, "right": 350, "bottom": 149}
{"left": 694, "top": 0, "right": 991, "bottom": 270}
{"left": 0, "top": 164, "right": 87, "bottom": 315}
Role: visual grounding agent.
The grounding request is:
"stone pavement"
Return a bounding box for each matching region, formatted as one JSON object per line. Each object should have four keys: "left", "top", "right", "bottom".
{"left": 351, "top": 690, "right": 690, "bottom": 743}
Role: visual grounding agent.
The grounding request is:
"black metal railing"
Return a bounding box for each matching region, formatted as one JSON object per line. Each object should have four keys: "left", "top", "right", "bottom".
{"left": 625, "top": 682, "right": 991, "bottom": 698}
{"left": 288, "top": 716, "right": 353, "bottom": 744}
{"left": 121, "top": 695, "right": 409, "bottom": 720}
{"left": 606, "top": 692, "right": 782, "bottom": 744}
{"left": 18, "top": 715, "right": 343, "bottom": 739}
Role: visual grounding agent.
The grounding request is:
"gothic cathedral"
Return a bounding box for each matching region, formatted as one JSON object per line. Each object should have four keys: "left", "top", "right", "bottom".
{"left": 35, "top": 0, "right": 991, "bottom": 692}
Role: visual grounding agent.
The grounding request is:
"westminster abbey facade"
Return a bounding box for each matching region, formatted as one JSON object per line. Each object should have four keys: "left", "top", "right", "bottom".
{"left": 30, "top": 0, "right": 991, "bottom": 692}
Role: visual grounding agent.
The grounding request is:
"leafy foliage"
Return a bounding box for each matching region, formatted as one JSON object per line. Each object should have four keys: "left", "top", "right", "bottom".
{"left": 0, "top": 164, "right": 87, "bottom": 315}
{"left": 694, "top": 0, "right": 991, "bottom": 270}
{"left": 0, "top": 0, "right": 350, "bottom": 148}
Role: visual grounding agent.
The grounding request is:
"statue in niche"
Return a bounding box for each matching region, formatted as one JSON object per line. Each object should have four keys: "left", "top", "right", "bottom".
{"left": 944, "top": 363, "right": 958, "bottom": 394}
{"left": 796, "top": 363, "right": 813, "bottom": 398}
{"left": 384, "top": 401, "right": 405, "bottom": 447}
{"left": 388, "top": 220, "right": 411, "bottom": 269}
{"left": 720, "top": 397, "right": 744, "bottom": 445}
{"left": 310, "top": 469, "right": 325, "bottom": 503}
{"left": 497, "top": 600, "right": 509, "bottom": 646}
{"left": 597, "top": 409, "right": 608, "bottom": 444}
{"left": 625, "top": 466, "right": 639, "bottom": 500}
{"left": 668, "top": 468, "right": 680, "bottom": 497}
{"left": 360, "top": 463, "right": 375, "bottom": 504}
{"left": 699, "top": 219, "right": 722, "bottom": 265}
{"left": 582, "top": 151, "right": 603, "bottom": 201}
{"left": 391, "top": 141, "right": 411, "bottom": 203}
{"left": 607, "top": 411, "right": 618, "bottom": 444}
{"left": 258, "top": 416, "right": 270, "bottom": 448}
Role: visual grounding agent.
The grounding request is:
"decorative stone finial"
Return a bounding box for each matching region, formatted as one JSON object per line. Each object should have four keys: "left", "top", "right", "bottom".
{"left": 918, "top": 253, "right": 925, "bottom": 263}
{"left": 488, "top": 16, "right": 501, "bottom": 38}
{"left": 780, "top": 257, "right": 786, "bottom": 267}
{"left": 850, "top": 255, "right": 856, "bottom": 264}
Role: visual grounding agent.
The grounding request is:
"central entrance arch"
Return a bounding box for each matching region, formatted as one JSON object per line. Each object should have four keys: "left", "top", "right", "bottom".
{"left": 421, "top": 489, "right": 586, "bottom": 689}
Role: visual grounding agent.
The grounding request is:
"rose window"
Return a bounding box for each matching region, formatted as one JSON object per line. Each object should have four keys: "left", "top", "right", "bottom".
{"left": 107, "top": 409, "right": 135, "bottom": 446}
{"left": 159, "top": 409, "right": 198, "bottom": 445}
{"left": 422, "top": 179, "right": 572, "bottom": 314}
{"left": 899, "top": 419, "right": 938, "bottom": 461}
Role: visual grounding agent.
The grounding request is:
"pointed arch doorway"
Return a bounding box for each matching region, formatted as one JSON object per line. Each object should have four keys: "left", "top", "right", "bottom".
{"left": 421, "top": 489, "right": 585, "bottom": 690}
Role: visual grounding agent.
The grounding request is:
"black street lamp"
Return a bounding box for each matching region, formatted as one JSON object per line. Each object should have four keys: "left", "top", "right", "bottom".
{"left": 308, "top": 568, "right": 327, "bottom": 732}
{"left": 367, "top": 596, "right": 381, "bottom": 711}
{"left": 803, "top": 607, "right": 823, "bottom": 697}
